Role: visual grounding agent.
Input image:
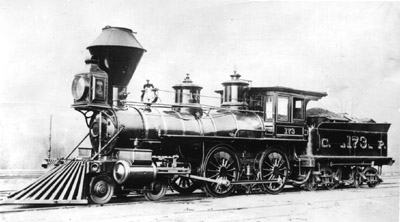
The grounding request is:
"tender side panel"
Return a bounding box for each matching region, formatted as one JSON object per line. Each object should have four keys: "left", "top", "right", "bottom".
{"left": 315, "top": 122, "right": 390, "bottom": 157}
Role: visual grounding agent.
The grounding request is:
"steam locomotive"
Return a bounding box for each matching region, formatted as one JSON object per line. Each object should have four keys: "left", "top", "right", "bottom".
{"left": 5, "top": 26, "right": 394, "bottom": 205}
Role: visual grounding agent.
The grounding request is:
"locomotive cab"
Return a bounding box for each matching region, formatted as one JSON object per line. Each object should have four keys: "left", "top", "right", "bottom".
{"left": 247, "top": 86, "right": 327, "bottom": 138}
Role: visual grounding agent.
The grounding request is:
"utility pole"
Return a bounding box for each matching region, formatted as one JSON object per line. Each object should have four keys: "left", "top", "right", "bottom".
{"left": 47, "top": 115, "right": 52, "bottom": 160}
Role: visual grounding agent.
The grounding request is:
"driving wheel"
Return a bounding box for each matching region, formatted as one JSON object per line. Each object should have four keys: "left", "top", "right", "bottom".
{"left": 203, "top": 146, "right": 239, "bottom": 197}
{"left": 259, "top": 148, "right": 289, "bottom": 194}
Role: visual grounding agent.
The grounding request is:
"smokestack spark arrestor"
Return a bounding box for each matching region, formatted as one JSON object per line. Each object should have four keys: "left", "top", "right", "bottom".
{"left": 87, "top": 26, "right": 146, "bottom": 88}
{"left": 72, "top": 26, "right": 146, "bottom": 109}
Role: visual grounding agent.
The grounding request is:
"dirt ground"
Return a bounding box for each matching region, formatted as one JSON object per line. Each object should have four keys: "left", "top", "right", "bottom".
{"left": 0, "top": 173, "right": 399, "bottom": 222}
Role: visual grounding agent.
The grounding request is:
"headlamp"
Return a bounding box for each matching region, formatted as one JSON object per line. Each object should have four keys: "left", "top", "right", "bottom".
{"left": 72, "top": 76, "right": 89, "bottom": 100}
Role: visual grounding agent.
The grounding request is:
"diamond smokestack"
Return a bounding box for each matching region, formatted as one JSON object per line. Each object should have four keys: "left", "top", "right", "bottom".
{"left": 87, "top": 26, "right": 146, "bottom": 105}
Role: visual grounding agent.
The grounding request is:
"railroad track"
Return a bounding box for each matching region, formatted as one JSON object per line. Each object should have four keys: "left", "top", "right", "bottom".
{"left": 0, "top": 170, "right": 46, "bottom": 179}
{"left": 0, "top": 176, "right": 397, "bottom": 214}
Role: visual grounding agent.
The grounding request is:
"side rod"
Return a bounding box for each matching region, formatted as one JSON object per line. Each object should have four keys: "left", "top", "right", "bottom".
{"left": 182, "top": 174, "right": 279, "bottom": 186}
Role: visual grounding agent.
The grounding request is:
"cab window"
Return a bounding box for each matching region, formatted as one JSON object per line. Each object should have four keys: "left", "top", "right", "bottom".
{"left": 265, "top": 95, "right": 273, "bottom": 121}
{"left": 277, "top": 96, "right": 289, "bottom": 122}
{"left": 293, "top": 98, "right": 304, "bottom": 120}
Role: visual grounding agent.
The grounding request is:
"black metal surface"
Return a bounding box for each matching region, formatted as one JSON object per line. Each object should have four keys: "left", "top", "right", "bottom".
{"left": 87, "top": 26, "right": 146, "bottom": 88}
{"left": 314, "top": 122, "right": 390, "bottom": 157}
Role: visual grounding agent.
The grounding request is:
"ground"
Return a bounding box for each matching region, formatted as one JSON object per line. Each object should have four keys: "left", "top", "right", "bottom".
{"left": 0, "top": 172, "right": 398, "bottom": 222}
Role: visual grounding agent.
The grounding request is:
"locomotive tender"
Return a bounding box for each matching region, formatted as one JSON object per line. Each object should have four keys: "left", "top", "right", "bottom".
{"left": 5, "top": 26, "right": 394, "bottom": 204}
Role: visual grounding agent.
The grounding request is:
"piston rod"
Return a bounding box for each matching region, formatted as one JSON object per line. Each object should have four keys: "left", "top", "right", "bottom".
{"left": 184, "top": 175, "right": 231, "bottom": 186}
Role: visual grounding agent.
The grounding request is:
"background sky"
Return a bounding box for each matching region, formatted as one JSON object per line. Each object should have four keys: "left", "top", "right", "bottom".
{"left": 0, "top": 0, "right": 399, "bottom": 170}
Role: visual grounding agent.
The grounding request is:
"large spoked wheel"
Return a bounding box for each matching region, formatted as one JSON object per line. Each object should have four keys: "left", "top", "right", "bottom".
{"left": 363, "top": 167, "right": 380, "bottom": 188}
{"left": 259, "top": 148, "right": 289, "bottom": 194}
{"left": 144, "top": 180, "right": 167, "bottom": 201}
{"left": 88, "top": 175, "right": 115, "bottom": 204}
{"left": 203, "top": 146, "right": 239, "bottom": 197}
{"left": 169, "top": 175, "right": 199, "bottom": 195}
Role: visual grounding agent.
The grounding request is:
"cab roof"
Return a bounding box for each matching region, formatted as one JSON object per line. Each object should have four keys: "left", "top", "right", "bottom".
{"left": 248, "top": 86, "right": 327, "bottom": 101}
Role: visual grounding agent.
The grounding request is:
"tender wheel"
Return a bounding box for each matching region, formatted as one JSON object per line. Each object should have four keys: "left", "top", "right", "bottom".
{"left": 203, "top": 146, "right": 239, "bottom": 197}
{"left": 169, "top": 175, "right": 199, "bottom": 195}
{"left": 143, "top": 180, "right": 167, "bottom": 201}
{"left": 352, "top": 168, "right": 363, "bottom": 188}
{"left": 304, "top": 174, "right": 318, "bottom": 191}
{"left": 88, "top": 175, "right": 115, "bottom": 204}
{"left": 321, "top": 166, "right": 341, "bottom": 190}
{"left": 332, "top": 167, "right": 342, "bottom": 189}
{"left": 259, "top": 148, "right": 289, "bottom": 194}
{"left": 363, "top": 167, "right": 380, "bottom": 188}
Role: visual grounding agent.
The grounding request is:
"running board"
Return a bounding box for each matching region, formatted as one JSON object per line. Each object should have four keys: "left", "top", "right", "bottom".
{"left": 3, "top": 160, "right": 89, "bottom": 205}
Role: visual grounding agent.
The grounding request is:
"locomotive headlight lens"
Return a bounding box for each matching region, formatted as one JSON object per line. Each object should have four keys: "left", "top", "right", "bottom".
{"left": 113, "top": 161, "right": 130, "bottom": 184}
{"left": 72, "top": 76, "right": 89, "bottom": 100}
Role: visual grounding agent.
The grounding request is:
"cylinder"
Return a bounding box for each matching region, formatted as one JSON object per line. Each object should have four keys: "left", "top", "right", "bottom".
{"left": 113, "top": 160, "right": 156, "bottom": 188}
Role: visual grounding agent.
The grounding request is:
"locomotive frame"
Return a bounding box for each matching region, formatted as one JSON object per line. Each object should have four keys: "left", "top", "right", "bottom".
{"left": 4, "top": 26, "right": 394, "bottom": 205}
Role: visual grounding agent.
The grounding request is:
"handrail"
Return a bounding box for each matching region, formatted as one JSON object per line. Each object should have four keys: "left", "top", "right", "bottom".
{"left": 125, "top": 100, "right": 219, "bottom": 109}
{"left": 64, "top": 132, "right": 90, "bottom": 160}
{"left": 91, "top": 126, "right": 125, "bottom": 160}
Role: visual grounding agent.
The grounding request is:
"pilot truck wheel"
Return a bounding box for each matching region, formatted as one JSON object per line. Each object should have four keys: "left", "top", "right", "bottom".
{"left": 169, "top": 175, "right": 199, "bottom": 195}
{"left": 88, "top": 175, "right": 115, "bottom": 204}
{"left": 143, "top": 180, "right": 167, "bottom": 201}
